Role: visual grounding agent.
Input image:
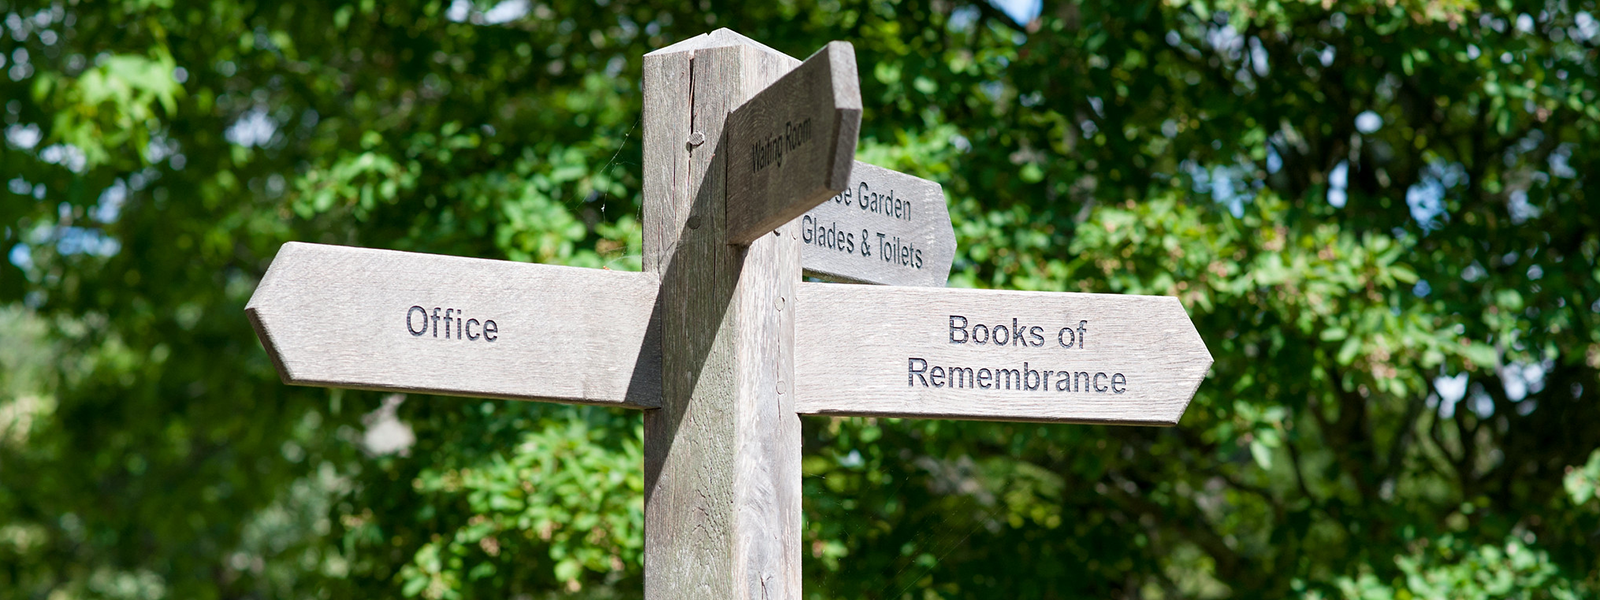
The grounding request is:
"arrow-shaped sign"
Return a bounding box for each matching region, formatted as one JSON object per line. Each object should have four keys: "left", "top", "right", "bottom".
{"left": 800, "top": 161, "right": 955, "bottom": 287}
{"left": 724, "top": 41, "right": 861, "bottom": 244}
{"left": 245, "top": 242, "right": 661, "bottom": 408}
{"left": 792, "top": 283, "right": 1211, "bottom": 425}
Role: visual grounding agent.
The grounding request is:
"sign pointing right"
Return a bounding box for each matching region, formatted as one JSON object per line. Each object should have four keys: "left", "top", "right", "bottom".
{"left": 793, "top": 283, "right": 1212, "bottom": 425}
{"left": 799, "top": 161, "right": 955, "bottom": 288}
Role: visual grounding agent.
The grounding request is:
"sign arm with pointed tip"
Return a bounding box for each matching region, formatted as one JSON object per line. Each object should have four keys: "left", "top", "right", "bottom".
{"left": 245, "top": 242, "right": 662, "bottom": 408}
{"left": 724, "top": 41, "right": 861, "bottom": 245}
{"left": 792, "top": 283, "right": 1211, "bottom": 425}
{"left": 244, "top": 28, "right": 1210, "bottom": 600}
{"left": 798, "top": 161, "right": 955, "bottom": 287}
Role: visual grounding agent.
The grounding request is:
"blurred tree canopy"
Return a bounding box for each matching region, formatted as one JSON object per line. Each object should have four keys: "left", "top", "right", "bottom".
{"left": 2, "top": 0, "right": 1599, "bottom": 598}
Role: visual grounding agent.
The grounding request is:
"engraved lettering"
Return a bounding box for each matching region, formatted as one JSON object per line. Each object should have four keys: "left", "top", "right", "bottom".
{"left": 908, "top": 317, "right": 1127, "bottom": 395}
{"left": 898, "top": 361, "right": 1128, "bottom": 394}
{"left": 864, "top": 232, "right": 921, "bottom": 270}
{"left": 947, "top": 366, "right": 974, "bottom": 388}
{"left": 407, "top": 306, "right": 428, "bottom": 336}
{"left": 750, "top": 118, "right": 814, "bottom": 173}
{"left": 909, "top": 357, "right": 929, "bottom": 386}
{"left": 997, "top": 367, "right": 1020, "bottom": 389}
{"left": 833, "top": 183, "right": 853, "bottom": 206}
{"left": 408, "top": 307, "right": 497, "bottom": 342}
{"left": 949, "top": 315, "right": 969, "bottom": 344}
{"left": 802, "top": 215, "right": 856, "bottom": 254}
{"left": 1057, "top": 321, "right": 1089, "bottom": 349}
{"left": 854, "top": 181, "right": 913, "bottom": 222}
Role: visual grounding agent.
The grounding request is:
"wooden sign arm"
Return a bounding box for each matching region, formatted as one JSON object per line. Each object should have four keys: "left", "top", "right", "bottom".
{"left": 245, "top": 242, "right": 663, "bottom": 408}
{"left": 724, "top": 41, "right": 862, "bottom": 245}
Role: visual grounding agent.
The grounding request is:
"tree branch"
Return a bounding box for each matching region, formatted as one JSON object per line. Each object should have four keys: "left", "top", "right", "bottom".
{"left": 1379, "top": 388, "right": 1426, "bottom": 483}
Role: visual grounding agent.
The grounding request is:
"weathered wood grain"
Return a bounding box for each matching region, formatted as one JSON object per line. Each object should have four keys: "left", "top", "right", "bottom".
{"left": 641, "top": 43, "right": 694, "bottom": 277}
{"left": 733, "top": 43, "right": 805, "bottom": 600}
{"left": 642, "top": 36, "right": 802, "bottom": 600}
{"left": 245, "top": 242, "right": 661, "bottom": 408}
{"left": 800, "top": 161, "right": 955, "bottom": 287}
{"left": 724, "top": 41, "right": 862, "bottom": 245}
{"left": 644, "top": 28, "right": 800, "bottom": 62}
{"left": 793, "top": 283, "right": 1212, "bottom": 425}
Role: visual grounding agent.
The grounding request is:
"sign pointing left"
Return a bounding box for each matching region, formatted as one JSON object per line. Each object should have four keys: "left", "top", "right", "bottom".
{"left": 246, "top": 242, "right": 662, "bottom": 408}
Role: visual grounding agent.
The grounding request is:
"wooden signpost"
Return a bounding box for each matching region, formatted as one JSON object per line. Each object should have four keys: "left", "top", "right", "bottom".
{"left": 246, "top": 28, "right": 1212, "bottom": 600}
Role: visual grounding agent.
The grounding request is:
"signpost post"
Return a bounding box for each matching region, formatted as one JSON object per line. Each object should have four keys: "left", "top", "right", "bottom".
{"left": 245, "top": 28, "right": 1212, "bottom": 600}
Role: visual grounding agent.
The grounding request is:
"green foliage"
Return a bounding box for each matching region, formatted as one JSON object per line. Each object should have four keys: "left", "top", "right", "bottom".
{"left": 2, "top": 0, "right": 1598, "bottom": 598}
{"left": 401, "top": 412, "right": 644, "bottom": 598}
{"left": 1567, "top": 449, "right": 1600, "bottom": 508}
{"left": 1327, "top": 536, "right": 1586, "bottom": 600}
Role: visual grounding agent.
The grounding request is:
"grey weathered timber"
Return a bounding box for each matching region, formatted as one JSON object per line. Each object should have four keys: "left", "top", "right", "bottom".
{"left": 724, "top": 41, "right": 862, "bottom": 245}
{"left": 245, "top": 242, "right": 661, "bottom": 408}
{"left": 643, "top": 28, "right": 798, "bottom": 63}
{"left": 800, "top": 161, "right": 955, "bottom": 287}
{"left": 793, "top": 283, "right": 1212, "bottom": 425}
{"left": 642, "top": 34, "right": 802, "bottom": 600}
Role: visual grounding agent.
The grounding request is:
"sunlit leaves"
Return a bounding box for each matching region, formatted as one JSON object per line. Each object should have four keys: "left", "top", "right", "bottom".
{"left": 403, "top": 413, "right": 644, "bottom": 597}
{"left": 30, "top": 52, "right": 180, "bottom": 169}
